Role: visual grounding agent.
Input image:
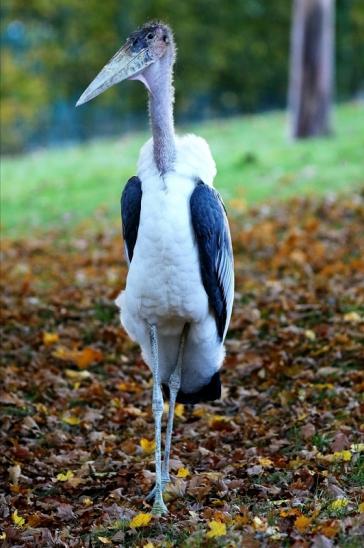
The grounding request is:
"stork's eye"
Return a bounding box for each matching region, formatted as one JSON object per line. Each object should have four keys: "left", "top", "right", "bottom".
{"left": 147, "top": 32, "right": 154, "bottom": 40}
{"left": 163, "top": 35, "right": 168, "bottom": 43}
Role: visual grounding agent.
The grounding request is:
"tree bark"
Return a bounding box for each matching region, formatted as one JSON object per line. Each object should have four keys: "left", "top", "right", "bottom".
{"left": 289, "top": 0, "right": 335, "bottom": 138}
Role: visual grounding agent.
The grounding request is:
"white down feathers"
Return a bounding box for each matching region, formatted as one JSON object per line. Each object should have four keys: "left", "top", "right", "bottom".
{"left": 116, "top": 134, "right": 226, "bottom": 393}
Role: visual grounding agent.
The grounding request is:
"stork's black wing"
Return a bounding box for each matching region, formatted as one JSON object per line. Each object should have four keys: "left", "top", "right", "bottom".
{"left": 190, "top": 180, "right": 234, "bottom": 341}
{"left": 121, "top": 176, "right": 142, "bottom": 264}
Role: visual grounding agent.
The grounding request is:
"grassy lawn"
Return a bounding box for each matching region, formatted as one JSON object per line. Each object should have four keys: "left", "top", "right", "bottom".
{"left": 1, "top": 102, "right": 363, "bottom": 236}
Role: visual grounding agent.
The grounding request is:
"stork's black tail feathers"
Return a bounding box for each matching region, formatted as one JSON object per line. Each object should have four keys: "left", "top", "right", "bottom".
{"left": 162, "top": 371, "right": 221, "bottom": 405}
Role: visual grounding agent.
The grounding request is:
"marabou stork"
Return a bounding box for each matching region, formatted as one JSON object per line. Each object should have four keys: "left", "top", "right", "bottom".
{"left": 76, "top": 21, "right": 234, "bottom": 515}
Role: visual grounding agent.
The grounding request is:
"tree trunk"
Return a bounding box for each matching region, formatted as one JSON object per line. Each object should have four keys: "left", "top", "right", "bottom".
{"left": 289, "top": 0, "right": 334, "bottom": 138}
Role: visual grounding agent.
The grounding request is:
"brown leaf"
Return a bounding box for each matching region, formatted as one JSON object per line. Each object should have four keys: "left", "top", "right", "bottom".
{"left": 330, "top": 432, "right": 349, "bottom": 452}
{"left": 311, "top": 535, "right": 333, "bottom": 548}
{"left": 301, "top": 423, "right": 316, "bottom": 440}
{"left": 56, "top": 503, "right": 75, "bottom": 522}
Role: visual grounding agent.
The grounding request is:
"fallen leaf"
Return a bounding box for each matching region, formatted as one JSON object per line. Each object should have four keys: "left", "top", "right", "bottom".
{"left": 65, "top": 369, "right": 91, "bottom": 381}
{"left": 258, "top": 456, "right": 274, "bottom": 467}
{"left": 56, "top": 503, "right": 75, "bottom": 521}
{"left": 56, "top": 470, "right": 74, "bottom": 482}
{"left": 233, "top": 513, "right": 249, "bottom": 527}
{"left": 8, "top": 464, "right": 21, "bottom": 485}
{"left": 12, "top": 510, "right": 25, "bottom": 527}
{"left": 351, "top": 443, "right": 364, "bottom": 453}
{"left": 330, "top": 498, "right": 348, "bottom": 511}
{"left": 129, "top": 513, "right": 152, "bottom": 528}
{"left": 331, "top": 432, "right": 349, "bottom": 452}
{"left": 175, "top": 403, "right": 185, "bottom": 418}
{"left": 140, "top": 438, "right": 155, "bottom": 454}
{"left": 343, "top": 311, "right": 361, "bottom": 323}
{"left": 247, "top": 465, "right": 263, "bottom": 476}
{"left": 333, "top": 450, "right": 352, "bottom": 462}
{"left": 294, "top": 515, "right": 311, "bottom": 532}
{"left": 62, "top": 415, "right": 81, "bottom": 426}
{"left": 177, "top": 467, "right": 190, "bottom": 478}
{"left": 311, "top": 534, "right": 334, "bottom": 548}
{"left": 301, "top": 422, "right": 316, "bottom": 440}
{"left": 305, "top": 329, "right": 316, "bottom": 341}
{"left": 53, "top": 346, "right": 103, "bottom": 368}
{"left": 206, "top": 520, "right": 226, "bottom": 538}
{"left": 83, "top": 497, "right": 93, "bottom": 506}
{"left": 73, "top": 347, "right": 103, "bottom": 369}
{"left": 252, "top": 516, "right": 267, "bottom": 532}
{"left": 43, "top": 332, "right": 59, "bottom": 346}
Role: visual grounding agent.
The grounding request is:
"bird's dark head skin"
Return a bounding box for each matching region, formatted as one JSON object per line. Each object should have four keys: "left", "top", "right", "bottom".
{"left": 76, "top": 21, "right": 175, "bottom": 106}
{"left": 128, "top": 22, "right": 174, "bottom": 62}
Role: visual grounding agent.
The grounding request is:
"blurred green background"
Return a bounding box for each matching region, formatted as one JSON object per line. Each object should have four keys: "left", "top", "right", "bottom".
{"left": 1, "top": 0, "right": 364, "bottom": 235}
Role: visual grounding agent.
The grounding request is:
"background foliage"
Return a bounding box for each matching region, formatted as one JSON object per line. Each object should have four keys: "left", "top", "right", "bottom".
{"left": 1, "top": 0, "right": 364, "bottom": 153}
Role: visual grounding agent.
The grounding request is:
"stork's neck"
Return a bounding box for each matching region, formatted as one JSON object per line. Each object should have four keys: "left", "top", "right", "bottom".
{"left": 148, "top": 65, "right": 176, "bottom": 174}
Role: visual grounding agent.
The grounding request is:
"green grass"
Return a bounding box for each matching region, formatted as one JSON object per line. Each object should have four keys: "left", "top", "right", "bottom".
{"left": 1, "top": 102, "right": 363, "bottom": 236}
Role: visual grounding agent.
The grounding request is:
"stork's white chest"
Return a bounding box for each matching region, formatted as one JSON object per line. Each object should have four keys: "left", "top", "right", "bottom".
{"left": 122, "top": 134, "right": 217, "bottom": 329}
{"left": 125, "top": 173, "right": 205, "bottom": 324}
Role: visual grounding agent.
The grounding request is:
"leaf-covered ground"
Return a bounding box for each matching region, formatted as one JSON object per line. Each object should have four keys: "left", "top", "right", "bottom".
{"left": 1, "top": 194, "right": 364, "bottom": 547}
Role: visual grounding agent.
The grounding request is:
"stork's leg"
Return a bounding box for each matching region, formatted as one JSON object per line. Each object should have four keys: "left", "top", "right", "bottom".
{"left": 146, "top": 324, "right": 189, "bottom": 502}
{"left": 162, "top": 323, "right": 189, "bottom": 484}
{"left": 149, "top": 324, "right": 168, "bottom": 515}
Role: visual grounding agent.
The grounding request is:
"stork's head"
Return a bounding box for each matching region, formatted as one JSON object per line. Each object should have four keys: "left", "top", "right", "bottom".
{"left": 76, "top": 21, "right": 175, "bottom": 106}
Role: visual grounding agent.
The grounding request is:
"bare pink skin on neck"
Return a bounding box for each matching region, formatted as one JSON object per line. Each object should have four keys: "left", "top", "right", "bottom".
{"left": 132, "top": 51, "right": 176, "bottom": 175}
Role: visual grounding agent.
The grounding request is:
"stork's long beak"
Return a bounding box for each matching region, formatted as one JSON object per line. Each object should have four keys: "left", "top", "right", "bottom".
{"left": 76, "top": 43, "right": 153, "bottom": 106}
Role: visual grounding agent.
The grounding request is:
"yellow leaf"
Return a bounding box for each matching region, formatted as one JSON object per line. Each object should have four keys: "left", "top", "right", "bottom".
{"left": 97, "top": 537, "right": 111, "bottom": 544}
{"left": 52, "top": 346, "right": 74, "bottom": 361}
{"left": 351, "top": 443, "right": 364, "bottom": 453}
{"left": 43, "top": 332, "right": 59, "bottom": 346}
{"left": 315, "top": 383, "right": 334, "bottom": 390}
{"left": 65, "top": 369, "right": 91, "bottom": 381}
{"left": 206, "top": 520, "right": 227, "bottom": 538}
{"left": 62, "top": 415, "right": 81, "bottom": 426}
{"left": 252, "top": 516, "right": 267, "bottom": 532}
{"left": 177, "top": 467, "right": 190, "bottom": 478}
{"left": 140, "top": 438, "right": 155, "bottom": 454}
{"left": 294, "top": 515, "right": 311, "bottom": 532}
{"left": 83, "top": 497, "right": 93, "bottom": 506}
{"left": 305, "top": 329, "right": 316, "bottom": 341}
{"left": 333, "top": 450, "right": 352, "bottom": 462}
{"left": 129, "top": 512, "right": 152, "bottom": 528}
{"left": 208, "top": 414, "right": 231, "bottom": 428}
{"left": 117, "top": 381, "right": 140, "bottom": 393}
{"left": 143, "top": 543, "right": 154, "bottom": 548}
{"left": 56, "top": 470, "right": 74, "bottom": 482}
{"left": 358, "top": 502, "right": 364, "bottom": 513}
{"left": 193, "top": 406, "right": 207, "bottom": 417}
{"left": 343, "top": 311, "right": 361, "bottom": 323}
{"left": 35, "top": 403, "right": 48, "bottom": 414}
{"left": 258, "top": 456, "right": 274, "bottom": 468}
{"left": 53, "top": 346, "right": 103, "bottom": 368}
{"left": 175, "top": 404, "right": 185, "bottom": 418}
{"left": 12, "top": 510, "right": 25, "bottom": 527}
{"left": 330, "top": 498, "right": 349, "bottom": 511}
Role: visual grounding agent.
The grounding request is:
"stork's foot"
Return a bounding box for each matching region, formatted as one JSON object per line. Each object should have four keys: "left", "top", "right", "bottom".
{"left": 151, "top": 490, "right": 168, "bottom": 515}
{"left": 145, "top": 476, "right": 170, "bottom": 502}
